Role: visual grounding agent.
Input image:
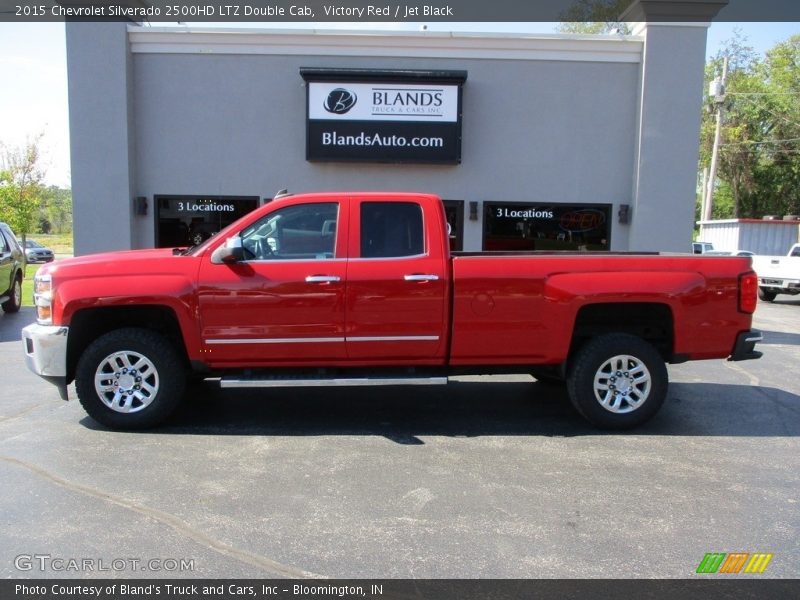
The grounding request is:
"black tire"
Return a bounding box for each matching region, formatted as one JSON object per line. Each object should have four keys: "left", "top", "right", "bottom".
{"left": 566, "top": 333, "right": 668, "bottom": 429}
{"left": 1, "top": 274, "right": 22, "bottom": 313}
{"left": 758, "top": 287, "right": 777, "bottom": 302}
{"left": 75, "top": 328, "right": 186, "bottom": 430}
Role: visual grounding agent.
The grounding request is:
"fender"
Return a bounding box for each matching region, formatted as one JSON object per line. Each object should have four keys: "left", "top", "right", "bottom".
{"left": 55, "top": 273, "right": 203, "bottom": 362}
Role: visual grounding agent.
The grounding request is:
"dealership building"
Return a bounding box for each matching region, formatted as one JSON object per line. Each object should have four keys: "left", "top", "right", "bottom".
{"left": 65, "top": 0, "right": 727, "bottom": 255}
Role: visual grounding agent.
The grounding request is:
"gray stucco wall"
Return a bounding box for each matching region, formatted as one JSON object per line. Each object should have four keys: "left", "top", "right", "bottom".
{"left": 629, "top": 24, "right": 708, "bottom": 252}
{"left": 131, "top": 52, "right": 639, "bottom": 251}
{"left": 65, "top": 20, "right": 713, "bottom": 255}
{"left": 66, "top": 22, "right": 136, "bottom": 256}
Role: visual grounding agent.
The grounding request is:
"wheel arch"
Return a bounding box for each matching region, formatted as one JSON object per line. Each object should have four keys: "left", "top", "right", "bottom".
{"left": 66, "top": 305, "right": 189, "bottom": 383}
{"left": 569, "top": 302, "right": 675, "bottom": 364}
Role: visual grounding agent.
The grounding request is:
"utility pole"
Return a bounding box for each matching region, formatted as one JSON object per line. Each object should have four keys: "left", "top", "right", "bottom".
{"left": 704, "top": 56, "right": 729, "bottom": 222}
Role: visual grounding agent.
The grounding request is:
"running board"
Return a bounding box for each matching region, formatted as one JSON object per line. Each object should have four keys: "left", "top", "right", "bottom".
{"left": 220, "top": 375, "right": 448, "bottom": 389}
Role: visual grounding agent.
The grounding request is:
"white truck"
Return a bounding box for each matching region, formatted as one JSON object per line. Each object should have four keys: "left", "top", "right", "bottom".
{"left": 753, "top": 243, "right": 800, "bottom": 302}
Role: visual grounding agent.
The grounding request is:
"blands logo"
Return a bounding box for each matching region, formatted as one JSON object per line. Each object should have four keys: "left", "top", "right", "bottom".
{"left": 308, "top": 82, "right": 459, "bottom": 123}
{"left": 696, "top": 552, "right": 773, "bottom": 574}
{"left": 324, "top": 89, "right": 357, "bottom": 115}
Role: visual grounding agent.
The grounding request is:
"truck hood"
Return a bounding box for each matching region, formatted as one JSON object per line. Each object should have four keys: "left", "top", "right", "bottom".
{"left": 36, "top": 248, "right": 196, "bottom": 279}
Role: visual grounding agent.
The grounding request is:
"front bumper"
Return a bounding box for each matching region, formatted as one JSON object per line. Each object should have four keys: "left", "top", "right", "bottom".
{"left": 21, "top": 324, "right": 69, "bottom": 400}
{"left": 758, "top": 277, "right": 800, "bottom": 290}
{"left": 729, "top": 329, "right": 763, "bottom": 362}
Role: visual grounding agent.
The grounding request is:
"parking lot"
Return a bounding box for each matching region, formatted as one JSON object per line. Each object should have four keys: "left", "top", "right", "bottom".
{"left": 1, "top": 299, "right": 798, "bottom": 579}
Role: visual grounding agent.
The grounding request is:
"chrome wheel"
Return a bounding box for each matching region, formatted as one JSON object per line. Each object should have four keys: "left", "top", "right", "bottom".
{"left": 94, "top": 350, "right": 159, "bottom": 413}
{"left": 592, "top": 354, "right": 652, "bottom": 414}
{"left": 13, "top": 279, "right": 21, "bottom": 306}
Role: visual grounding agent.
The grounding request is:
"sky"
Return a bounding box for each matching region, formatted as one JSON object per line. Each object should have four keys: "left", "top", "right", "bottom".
{"left": 0, "top": 21, "right": 798, "bottom": 187}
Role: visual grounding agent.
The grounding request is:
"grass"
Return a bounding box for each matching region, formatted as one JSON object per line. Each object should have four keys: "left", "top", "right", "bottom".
{"left": 21, "top": 264, "right": 40, "bottom": 308}
{"left": 28, "top": 232, "right": 74, "bottom": 256}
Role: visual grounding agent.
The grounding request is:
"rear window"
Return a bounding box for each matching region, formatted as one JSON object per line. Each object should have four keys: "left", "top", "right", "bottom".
{"left": 360, "top": 202, "right": 424, "bottom": 258}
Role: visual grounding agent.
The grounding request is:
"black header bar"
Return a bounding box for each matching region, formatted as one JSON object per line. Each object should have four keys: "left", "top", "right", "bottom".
{"left": 3, "top": 579, "right": 800, "bottom": 600}
{"left": 301, "top": 68, "right": 468, "bottom": 85}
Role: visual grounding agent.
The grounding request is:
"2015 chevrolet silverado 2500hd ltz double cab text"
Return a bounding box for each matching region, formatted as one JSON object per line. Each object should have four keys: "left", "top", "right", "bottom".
{"left": 22, "top": 193, "right": 762, "bottom": 430}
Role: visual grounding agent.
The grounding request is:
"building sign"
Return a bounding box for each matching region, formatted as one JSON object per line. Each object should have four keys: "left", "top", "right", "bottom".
{"left": 484, "top": 202, "right": 611, "bottom": 252}
{"left": 301, "top": 68, "right": 466, "bottom": 164}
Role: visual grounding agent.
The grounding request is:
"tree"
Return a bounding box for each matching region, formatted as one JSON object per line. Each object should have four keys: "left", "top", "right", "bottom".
{"left": 699, "top": 32, "right": 800, "bottom": 220}
{"left": 40, "top": 186, "right": 73, "bottom": 234}
{"left": 557, "top": 0, "right": 632, "bottom": 35}
{"left": 0, "top": 135, "right": 47, "bottom": 252}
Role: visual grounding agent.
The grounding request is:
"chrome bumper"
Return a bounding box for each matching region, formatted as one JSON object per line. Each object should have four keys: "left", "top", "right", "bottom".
{"left": 22, "top": 324, "right": 69, "bottom": 400}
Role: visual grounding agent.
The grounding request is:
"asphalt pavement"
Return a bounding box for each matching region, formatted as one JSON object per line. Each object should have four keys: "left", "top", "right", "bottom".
{"left": 1, "top": 299, "right": 798, "bottom": 578}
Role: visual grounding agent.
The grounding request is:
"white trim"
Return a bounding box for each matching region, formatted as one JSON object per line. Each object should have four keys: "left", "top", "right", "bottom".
{"left": 630, "top": 21, "right": 711, "bottom": 36}
{"left": 221, "top": 376, "right": 448, "bottom": 388}
{"left": 347, "top": 336, "right": 440, "bottom": 342}
{"left": 205, "top": 335, "right": 440, "bottom": 344}
{"left": 206, "top": 337, "right": 345, "bottom": 345}
{"left": 128, "top": 27, "right": 643, "bottom": 64}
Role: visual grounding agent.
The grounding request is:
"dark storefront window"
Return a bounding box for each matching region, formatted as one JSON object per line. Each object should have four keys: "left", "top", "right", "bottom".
{"left": 155, "top": 196, "right": 259, "bottom": 248}
{"left": 443, "top": 200, "right": 464, "bottom": 252}
{"left": 483, "top": 202, "right": 611, "bottom": 251}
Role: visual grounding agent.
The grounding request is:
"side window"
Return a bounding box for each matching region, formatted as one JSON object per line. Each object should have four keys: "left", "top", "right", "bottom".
{"left": 791, "top": 246, "right": 800, "bottom": 258}
{"left": 360, "top": 202, "right": 424, "bottom": 258}
{"left": 240, "top": 203, "right": 338, "bottom": 260}
{"left": 0, "top": 230, "right": 10, "bottom": 253}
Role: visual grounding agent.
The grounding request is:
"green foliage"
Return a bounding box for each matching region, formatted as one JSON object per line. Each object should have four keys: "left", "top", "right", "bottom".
{"left": 0, "top": 136, "right": 46, "bottom": 242}
{"left": 700, "top": 32, "right": 800, "bottom": 220}
{"left": 40, "top": 185, "right": 73, "bottom": 234}
{"left": 0, "top": 136, "right": 72, "bottom": 236}
{"left": 557, "top": 0, "right": 632, "bottom": 35}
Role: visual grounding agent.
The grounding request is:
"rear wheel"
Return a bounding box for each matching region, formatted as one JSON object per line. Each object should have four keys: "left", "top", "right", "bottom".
{"left": 567, "top": 333, "right": 667, "bottom": 429}
{"left": 1, "top": 275, "right": 22, "bottom": 313}
{"left": 758, "top": 287, "right": 777, "bottom": 302}
{"left": 75, "top": 328, "right": 186, "bottom": 430}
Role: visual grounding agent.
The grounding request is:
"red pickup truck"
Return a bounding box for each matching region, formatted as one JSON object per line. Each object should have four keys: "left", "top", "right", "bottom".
{"left": 22, "top": 192, "right": 762, "bottom": 430}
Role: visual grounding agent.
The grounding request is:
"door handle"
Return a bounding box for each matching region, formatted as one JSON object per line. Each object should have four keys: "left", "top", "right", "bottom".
{"left": 305, "top": 275, "right": 341, "bottom": 283}
{"left": 404, "top": 274, "right": 440, "bottom": 282}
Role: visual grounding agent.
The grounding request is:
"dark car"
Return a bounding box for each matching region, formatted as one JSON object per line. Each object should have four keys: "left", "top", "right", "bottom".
{"left": 24, "top": 239, "right": 55, "bottom": 263}
{"left": 0, "top": 222, "right": 24, "bottom": 313}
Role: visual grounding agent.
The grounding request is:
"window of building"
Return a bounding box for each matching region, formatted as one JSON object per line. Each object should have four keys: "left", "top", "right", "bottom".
{"left": 361, "top": 202, "right": 424, "bottom": 258}
{"left": 483, "top": 202, "right": 611, "bottom": 251}
{"left": 155, "top": 196, "right": 259, "bottom": 248}
{"left": 240, "top": 203, "right": 339, "bottom": 260}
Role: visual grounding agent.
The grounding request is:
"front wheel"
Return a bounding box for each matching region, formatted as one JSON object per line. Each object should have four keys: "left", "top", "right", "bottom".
{"left": 566, "top": 333, "right": 668, "bottom": 429}
{"left": 1, "top": 275, "right": 22, "bottom": 313}
{"left": 75, "top": 328, "right": 186, "bottom": 430}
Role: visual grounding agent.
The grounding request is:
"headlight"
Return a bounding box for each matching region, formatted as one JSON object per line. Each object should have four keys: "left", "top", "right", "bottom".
{"left": 33, "top": 274, "right": 53, "bottom": 325}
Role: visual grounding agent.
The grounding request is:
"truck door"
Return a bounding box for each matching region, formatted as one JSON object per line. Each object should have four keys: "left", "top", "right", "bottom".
{"left": 198, "top": 199, "right": 348, "bottom": 364}
{"left": 345, "top": 198, "right": 448, "bottom": 362}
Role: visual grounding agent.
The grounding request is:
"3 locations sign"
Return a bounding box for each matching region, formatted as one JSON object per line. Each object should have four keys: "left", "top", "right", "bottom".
{"left": 301, "top": 68, "right": 467, "bottom": 164}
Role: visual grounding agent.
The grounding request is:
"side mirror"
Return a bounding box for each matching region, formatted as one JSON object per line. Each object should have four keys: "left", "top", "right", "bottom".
{"left": 211, "top": 236, "right": 244, "bottom": 264}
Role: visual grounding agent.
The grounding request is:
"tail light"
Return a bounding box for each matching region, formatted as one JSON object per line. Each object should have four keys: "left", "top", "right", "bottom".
{"left": 739, "top": 272, "right": 758, "bottom": 314}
